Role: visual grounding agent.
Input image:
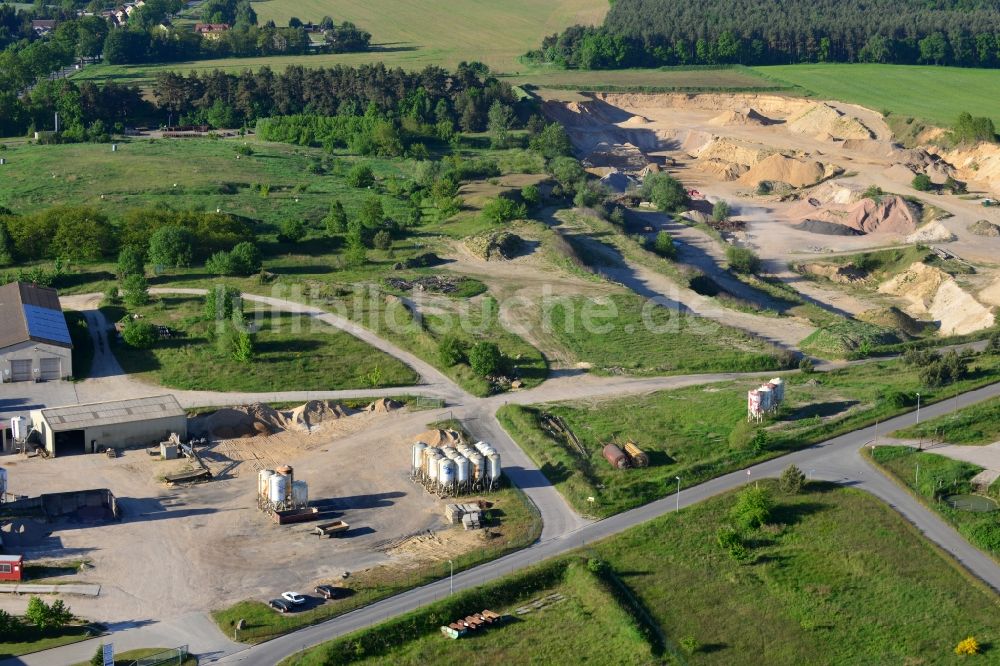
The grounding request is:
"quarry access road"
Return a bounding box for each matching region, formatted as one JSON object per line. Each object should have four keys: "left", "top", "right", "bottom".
{"left": 214, "top": 380, "right": 1000, "bottom": 666}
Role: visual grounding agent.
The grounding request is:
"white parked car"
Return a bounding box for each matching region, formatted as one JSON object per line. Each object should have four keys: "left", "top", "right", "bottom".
{"left": 281, "top": 591, "right": 305, "bottom": 605}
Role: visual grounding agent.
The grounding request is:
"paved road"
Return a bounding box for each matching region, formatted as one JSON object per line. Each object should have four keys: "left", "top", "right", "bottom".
{"left": 214, "top": 380, "right": 1000, "bottom": 665}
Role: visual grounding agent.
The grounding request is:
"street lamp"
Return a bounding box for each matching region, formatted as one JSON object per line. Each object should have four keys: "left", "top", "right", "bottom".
{"left": 674, "top": 476, "right": 681, "bottom": 512}
{"left": 448, "top": 559, "right": 454, "bottom": 595}
{"left": 916, "top": 392, "right": 921, "bottom": 424}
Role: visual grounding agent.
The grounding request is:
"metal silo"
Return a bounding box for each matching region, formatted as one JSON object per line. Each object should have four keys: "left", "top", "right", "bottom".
{"left": 758, "top": 385, "right": 774, "bottom": 412}
{"left": 468, "top": 452, "right": 485, "bottom": 481}
{"left": 474, "top": 441, "right": 492, "bottom": 456}
{"left": 268, "top": 473, "right": 288, "bottom": 505}
{"left": 487, "top": 453, "right": 502, "bottom": 482}
{"left": 438, "top": 458, "right": 457, "bottom": 488}
{"left": 442, "top": 446, "right": 459, "bottom": 460}
{"left": 422, "top": 447, "right": 440, "bottom": 476}
{"left": 427, "top": 452, "right": 443, "bottom": 482}
{"left": 291, "top": 480, "right": 308, "bottom": 507}
{"left": 258, "top": 469, "right": 275, "bottom": 497}
{"left": 770, "top": 377, "right": 785, "bottom": 403}
{"left": 412, "top": 442, "right": 427, "bottom": 473}
{"left": 0, "top": 467, "right": 6, "bottom": 498}
{"left": 454, "top": 455, "right": 470, "bottom": 485}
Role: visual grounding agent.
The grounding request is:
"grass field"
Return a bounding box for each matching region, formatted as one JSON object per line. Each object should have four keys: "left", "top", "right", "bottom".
{"left": 214, "top": 486, "right": 541, "bottom": 643}
{"left": 892, "top": 395, "right": 1000, "bottom": 445}
{"left": 292, "top": 482, "right": 1000, "bottom": 665}
{"left": 499, "top": 353, "right": 1000, "bottom": 517}
{"left": 102, "top": 295, "right": 418, "bottom": 391}
{"left": 0, "top": 625, "right": 96, "bottom": 659}
{"left": 870, "top": 446, "right": 1000, "bottom": 559}
{"left": 755, "top": 64, "right": 1000, "bottom": 127}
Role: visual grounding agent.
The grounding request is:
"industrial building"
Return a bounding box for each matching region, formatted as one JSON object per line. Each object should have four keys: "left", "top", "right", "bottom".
{"left": 30, "top": 395, "right": 187, "bottom": 456}
{"left": 0, "top": 281, "right": 72, "bottom": 381}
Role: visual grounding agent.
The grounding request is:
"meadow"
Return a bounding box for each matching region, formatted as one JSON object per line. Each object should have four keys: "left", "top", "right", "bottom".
{"left": 499, "top": 353, "right": 1000, "bottom": 517}
{"left": 290, "top": 482, "right": 1000, "bottom": 665}
{"left": 754, "top": 64, "right": 1000, "bottom": 127}
{"left": 892, "top": 395, "right": 1000, "bottom": 445}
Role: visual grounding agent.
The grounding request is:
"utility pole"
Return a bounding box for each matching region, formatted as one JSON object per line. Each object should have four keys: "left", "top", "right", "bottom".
{"left": 674, "top": 476, "right": 681, "bottom": 512}
{"left": 916, "top": 393, "right": 921, "bottom": 424}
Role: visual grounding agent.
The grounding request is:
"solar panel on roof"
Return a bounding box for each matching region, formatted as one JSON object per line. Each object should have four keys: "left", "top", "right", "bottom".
{"left": 22, "top": 304, "right": 71, "bottom": 345}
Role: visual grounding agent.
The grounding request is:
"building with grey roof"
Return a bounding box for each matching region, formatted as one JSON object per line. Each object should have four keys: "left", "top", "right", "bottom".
{"left": 30, "top": 395, "right": 187, "bottom": 456}
{"left": 0, "top": 281, "right": 73, "bottom": 382}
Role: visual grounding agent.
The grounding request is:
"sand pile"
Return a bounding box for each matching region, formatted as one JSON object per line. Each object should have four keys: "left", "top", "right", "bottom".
{"left": 620, "top": 114, "right": 651, "bottom": 126}
{"left": 793, "top": 195, "right": 917, "bottom": 235}
{"left": 466, "top": 231, "right": 524, "bottom": 261}
{"left": 808, "top": 181, "right": 866, "bottom": 206}
{"left": 694, "top": 137, "right": 773, "bottom": 165}
{"left": 708, "top": 108, "right": 773, "bottom": 126}
{"left": 939, "top": 142, "right": 1000, "bottom": 194}
{"left": 413, "top": 429, "right": 464, "bottom": 447}
{"left": 906, "top": 221, "right": 956, "bottom": 243}
{"left": 737, "top": 154, "right": 829, "bottom": 188}
{"left": 786, "top": 102, "right": 873, "bottom": 140}
{"left": 289, "top": 400, "right": 355, "bottom": 429}
{"left": 879, "top": 262, "right": 995, "bottom": 335}
{"left": 969, "top": 219, "right": 1000, "bottom": 237}
{"left": 979, "top": 278, "right": 1000, "bottom": 306}
{"left": 367, "top": 398, "right": 402, "bottom": 413}
{"left": 699, "top": 159, "right": 749, "bottom": 180}
{"left": 197, "top": 403, "right": 288, "bottom": 438}
{"left": 797, "top": 263, "right": 868, "bottom": 284}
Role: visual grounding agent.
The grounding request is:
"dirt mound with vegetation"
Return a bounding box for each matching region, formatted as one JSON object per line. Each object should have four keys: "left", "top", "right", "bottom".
{"left": 879, "top": 262, "right": 995, "bottom": 335}
{"left": 800, "top": 320, "right": 900, "bottom": 358}
{"left": 797, "top": 262, "right": 868, "bottom": 283}
{"left": 969, "top": 219, "right": 1000, "bottom": 237}
{"left": 856, "top": 306, "right": 928, "bottom": 336}
{"left": 738, "top": 154, "right": 831, "bottom": 188}
{"left": 466, "top": 231, "right": 524, "bottom": 261}
{"left": 786, "top": 102, "right": 873, "bottom": 140}
{"left": 367, "top": 398, "right": 402, "bottom": 413}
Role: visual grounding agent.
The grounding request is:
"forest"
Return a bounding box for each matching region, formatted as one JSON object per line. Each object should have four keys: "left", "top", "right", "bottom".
{"left": 526, "top": 0, "right": 1000, "bottom": 68}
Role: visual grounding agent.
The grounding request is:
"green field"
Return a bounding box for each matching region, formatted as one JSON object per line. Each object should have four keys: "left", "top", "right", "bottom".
{"left": 870, "top": 446, "right": 1000, "bottom": 559}
{"left": 892, "top": 395, "right": 1000, "bottom": 445}
{"left": 102, "top": 295, "right": 418, "bottom": 391}
{"left": 292, "top": 482, "right": 1000, "bottom": 665}
{"left": 499, "top": 353, "right": 1000, "bottom": 517}
{"left": 755, "top": 64, "right": 1000, "bottom": 127}
{"left": 0, "top": 625, "right": 96, "bottom": 659}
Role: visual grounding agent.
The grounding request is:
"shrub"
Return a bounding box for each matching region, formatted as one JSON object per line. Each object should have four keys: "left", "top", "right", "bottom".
{"left": 716, "top": 526, "right": 750, "bottom": 562}
{"left": 325, "top": 200, "right": 348, "bottom": 234}
{"left": 278, "top": 219, "right": 308, "bottom": 243}
{"left": 204, "top": 285, "right": 242, "bottom": 321}
{"left": 438, "top": 336, "right": 466, "bottom": 366}
{"left": 641, "top": 172, "right": 689, "bottom": 212}
{"left": 481, "top": 197, "right": 526, "bottom": 224}
{"left": 955, "top": 636, "right": 980, "bottom": 655}
{"left": 520, "top": 184, "right": 541, "bottom": 208}
{"left": 0, "top": 609, "right": 23, "bottom": 639}
{"left": 726, "top": 246, "right": 761, "bottom": 274}
{"left": 373, "top": 229, "right": 392, "bottom": 250}
{"left": 468, "top": 341, "right": 503, "bottom": 377}
{"left": 122, "top": 319, "right": 157, "bottom": 348}
{"left": 988, "top": 331, "right": 1000, "bottom": 355}
{"left": 232, "top": 329, "right": 254, "bottom": 363}
{"left": 121, "top": 273, "right": 149, "bottom": 307}
{"left": 712, "top": 200, "right": 731, "bottom": 223}
{"left": 102, "top": 285, "right": 120, "bottom": 306}
{"left": 116, "top": 245, "right": 145, "bottom": 279}
{"left": 679, "top": 636, "right": 701, "bottom": 655}
{"left": 650, "top": 231, "right": 676, "bottom": 259}
{"left": 779, "top": 465, "right": 806, "bottom": 494}
{"left": 730, "top": 485, "right": 772, "bottom": 530}
{"left": 148, "top": 225, "right": 194, "bottom": 269}
{"left": 798, "top": 357, "right": 815, "bottom": 373}
{"left": 912, "top": 173, "right": 933, "bottom": 191}
{"left": 346, "top": 163, "right": 375, "bottom": 188}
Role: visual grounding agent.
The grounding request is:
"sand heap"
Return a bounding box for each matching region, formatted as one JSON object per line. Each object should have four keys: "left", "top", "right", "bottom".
{"left": 289, "top": 400, "right": 355, "bottom": 430}
{"left": 737, "top": 154, "right": 831, "bottom": 188}
{"left": 198, "top": 403, "right": 289, "bottom": 439}
{"left": 792, "top": 195, "right": 918, "bottom": 235}
{"left": 708, "top": 108, "right": 773, "bottom": 127}
{"left": 980, "top": 277, "right": 1000, "bottom": 307}
{"left": 879, "top": 262, "right": 995, "bottom": 335}
{"left": 367, "top": 398, "right": 402, "bottom": 414}
{"left": 938, "top": 142, "right": 1000, "bottom": 195}
{"left": 786, "top": 102, "right": 874, "bottom": 140}
{"left": 694, "top": 137, "right": 772, "bottom": 165}
{"left": 906, "top": 221, "right": 956, "bottom": 243}
{"left": 412, "top": 428, "right": 464, "bottom": 447}
{"left": 969, "top": 219, "right": 1000, "bottom": 237}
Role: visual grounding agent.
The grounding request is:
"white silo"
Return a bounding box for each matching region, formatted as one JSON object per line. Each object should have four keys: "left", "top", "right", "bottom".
{"left": 770, "top": 377, "right": 785, "bottom": 403}
{"left": 487, "top": 453, "right": 502, "bottom": 483}
{"left": 442, "top": 446, "right": 459, "bottom": 460}
{"left": 292, "top": 480, "right": 308, "bottom": 507}
{"left": 412, "top": 442, "right": 427, "bottom": 473}
{"left": 468, "top": 452, "right": 485, "bottom": 481}
{"left": 438, "top": 458, "right": 457, "bottom": 487}
{"left": 454, "top": 455, "right": 470, "bottom": 485}
{"left": 428, "top": 452, "right": 443, "bottom": 482}
{"left": 258, "top": 469, "right": 275, "bottom": 498}
{"left": 758, "top": 384, "right": 774, "bottom": 412}
{"left": 268, "top": 473, "right": 288, "bottom": 505}
{"left": 474, "top": 441, "right": 492, "bottom": 456}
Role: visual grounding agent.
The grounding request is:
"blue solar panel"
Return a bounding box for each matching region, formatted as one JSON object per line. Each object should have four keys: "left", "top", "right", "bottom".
{"left": 23, "top": 304, "right": 71, "bottom": 345}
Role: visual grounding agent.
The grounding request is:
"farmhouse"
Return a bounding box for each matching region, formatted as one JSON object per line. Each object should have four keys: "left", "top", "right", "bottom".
{"left": 0, "top": 282, "right": 72, "bottom": 382}
{"left": 194, "top": 23, "right": 230, "bottom": 39}
{"left": 30, "top": 395, "right": 187, "bottom": 457}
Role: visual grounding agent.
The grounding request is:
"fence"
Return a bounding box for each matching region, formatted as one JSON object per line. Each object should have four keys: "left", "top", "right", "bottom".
{"left": 126, "top": 645, "right": 190, "bottom": 666}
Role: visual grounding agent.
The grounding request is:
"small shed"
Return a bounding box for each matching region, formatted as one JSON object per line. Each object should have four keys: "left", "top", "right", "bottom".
{"left": 0, "top": 554, "right": 23, "bottom": 581}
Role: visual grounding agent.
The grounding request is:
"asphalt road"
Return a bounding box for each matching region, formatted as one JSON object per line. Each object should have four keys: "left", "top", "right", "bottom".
{"left": 215, "top": 380, "right": 1000, "bottom": 666}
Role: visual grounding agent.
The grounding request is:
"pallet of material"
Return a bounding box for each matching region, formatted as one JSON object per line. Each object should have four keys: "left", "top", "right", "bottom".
{"left": 314, "top": 520, "right": 350, "bottom": 537}
{"left": 164, "top": 468, "right": 211, "bottom": 484}
{"left": 439, "top": 610, "right": 505, "bottom": 639}
{"left": 461, "top": 511, "right": 482, "bottom": 530}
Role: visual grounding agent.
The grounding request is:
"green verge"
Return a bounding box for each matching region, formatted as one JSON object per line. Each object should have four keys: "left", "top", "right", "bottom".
{"left": 891, "top": 395, "right": 1000, "bottom": 445}
{"left": 0, "top": 625, "right": 97, "bottom": 659}
{"left": 499, "top": 354, "right": 1000, "bottom": 517}
{"left": 213, "top": 486, "right": 541, "bottom": 644}
{"left": 102, "top": 295, "right": 418, "bottom": 392}
{"left": 869, "top": 446, "right": 1000, "bottom": 559}
{"left": 288, "top": 482, "right": 1000, "bottom": 665}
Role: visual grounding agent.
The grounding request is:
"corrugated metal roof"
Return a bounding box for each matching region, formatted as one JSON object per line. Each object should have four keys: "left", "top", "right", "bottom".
{"left": 0, "top": 555, "right": 23, "bottom": 563}
{"left": 0, "top": 282, "right": 71, "bottom": 349}
{"left": 40, "top": 395, "right": 185, "bottom": 432}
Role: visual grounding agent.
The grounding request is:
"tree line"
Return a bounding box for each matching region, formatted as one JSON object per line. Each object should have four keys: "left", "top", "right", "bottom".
{"left": 526, "top": 0, "right": 1000, "bottom": 68}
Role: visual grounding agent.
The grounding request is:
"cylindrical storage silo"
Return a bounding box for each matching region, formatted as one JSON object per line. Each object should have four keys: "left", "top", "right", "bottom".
{"left": 454, "top": 455, "right": 470, "bottom": 484}
{"left": 422, "top": 447, "right": 440, "bottom": 476}
{"left": 442, "top": 447, "right": 459, "bottom": 460}
{"left": 0, "top": 467, "right": 6, "bottom": 498}
{"left": 468, "top": 452, "right": 485, "bottom": 480}
{"left": 487, "top": 453, "right": 502, "bottom": 482}
{"left": 292, "top": 480, "right": 308, "bottom": 507}
{"left": 602, "top": 444, "right": 628, "bottom": 469}
{"left": 474, "top": 441, "right": 492, "bottom": 455}
{"left": 428, "top": 452, "right": 443, "bottom": 482}
{"left": 438, "top": 458, "right": 457, "bottom": 487}
{"left": 758, "top": 385, "right": 773, "bottom": 412}
{"left": 412, "top": 442, "right": 427, "bottom": 472}
{"left": 268, "top": 473, "right": 288, "bottom": 505}
{"left": 770, "top": 377, "right": 785, "bottom": 403}
{"left": 258, "top": 469, "right": 275, "bottom": 497}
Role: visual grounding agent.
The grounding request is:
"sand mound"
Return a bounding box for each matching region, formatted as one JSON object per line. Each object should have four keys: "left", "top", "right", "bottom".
{"left": 698, "top": 158, "right": 748, "bottom": 181}
{"left": 797, "top": 263, "right": 868, "bottom": 283}
{"left": 708, "top": 108, "right": 773, "bottom": 127}
{"left": 289, "top": 400, "right": 354, "bottom": 429}
{"left": 694, "top": 137, "right": 773, "bottom": 165}
{"left": 980, "top": 278, "right": 1000, "bottom": 306}
{"left": 807, "top": 181, "right": 866, "bottom": 206}
{"left": 620, "top": 114, "right": 651, "bottom": 126}
{"left": 197, "top": 403, "right": 288, "bottom": 438}
{"left": 940, "top": 142, "right": 1000, "bottom": 195}
{"left": 786, "top": 103, "right": 873, "bottom": 140}
{"left": 793, "top": 195, "right": 917, "bottom": 235}
{"left": 879, "top": 262, "right": 994, "bottom": 334}
{"left": 856, "top": 306, "right": 927, "bottom": 336}
{"left": 413, "top": 428, "right": 464, "bottom": 447}
{"left": 594, "top": 92, "right": 815, "bottom": 118}
{"left": 907, "top": 221, "right": 956, "bottom": 243}
{"left": 737, "top": 154, "right": 829, "bottom": 188}
{"left": 969, "top": 219, "right": 1000, "bottom": 237}
{"left": 367, "top": 398, "right": 402, "bottom": 414}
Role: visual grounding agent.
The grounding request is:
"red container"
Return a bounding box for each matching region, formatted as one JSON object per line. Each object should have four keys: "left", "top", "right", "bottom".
{"left": 0, "top": 555, "right": 23, "bottom": 581}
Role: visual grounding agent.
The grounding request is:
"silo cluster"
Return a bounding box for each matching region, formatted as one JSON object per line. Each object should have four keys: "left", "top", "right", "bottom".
{"left": 411, "top": 440, "right": 502, "bottom": 495}
{"left": 257, "top": 464, "right": 309, "bottom": 512}
{"left": 748, "top": 377, "right": 785, "bottom": 422}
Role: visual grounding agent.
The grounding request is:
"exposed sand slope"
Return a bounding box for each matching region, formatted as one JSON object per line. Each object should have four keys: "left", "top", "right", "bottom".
{"left": 879, "top": 262, "right": 995, "bottom": 335}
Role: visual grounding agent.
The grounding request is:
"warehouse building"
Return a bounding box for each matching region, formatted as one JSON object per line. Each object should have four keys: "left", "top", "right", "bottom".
{"left": 0, "top": 281, "right": 72, "bottom": 382}
{"left": 30, "top": 395, "right": 187, "bottom": 456}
